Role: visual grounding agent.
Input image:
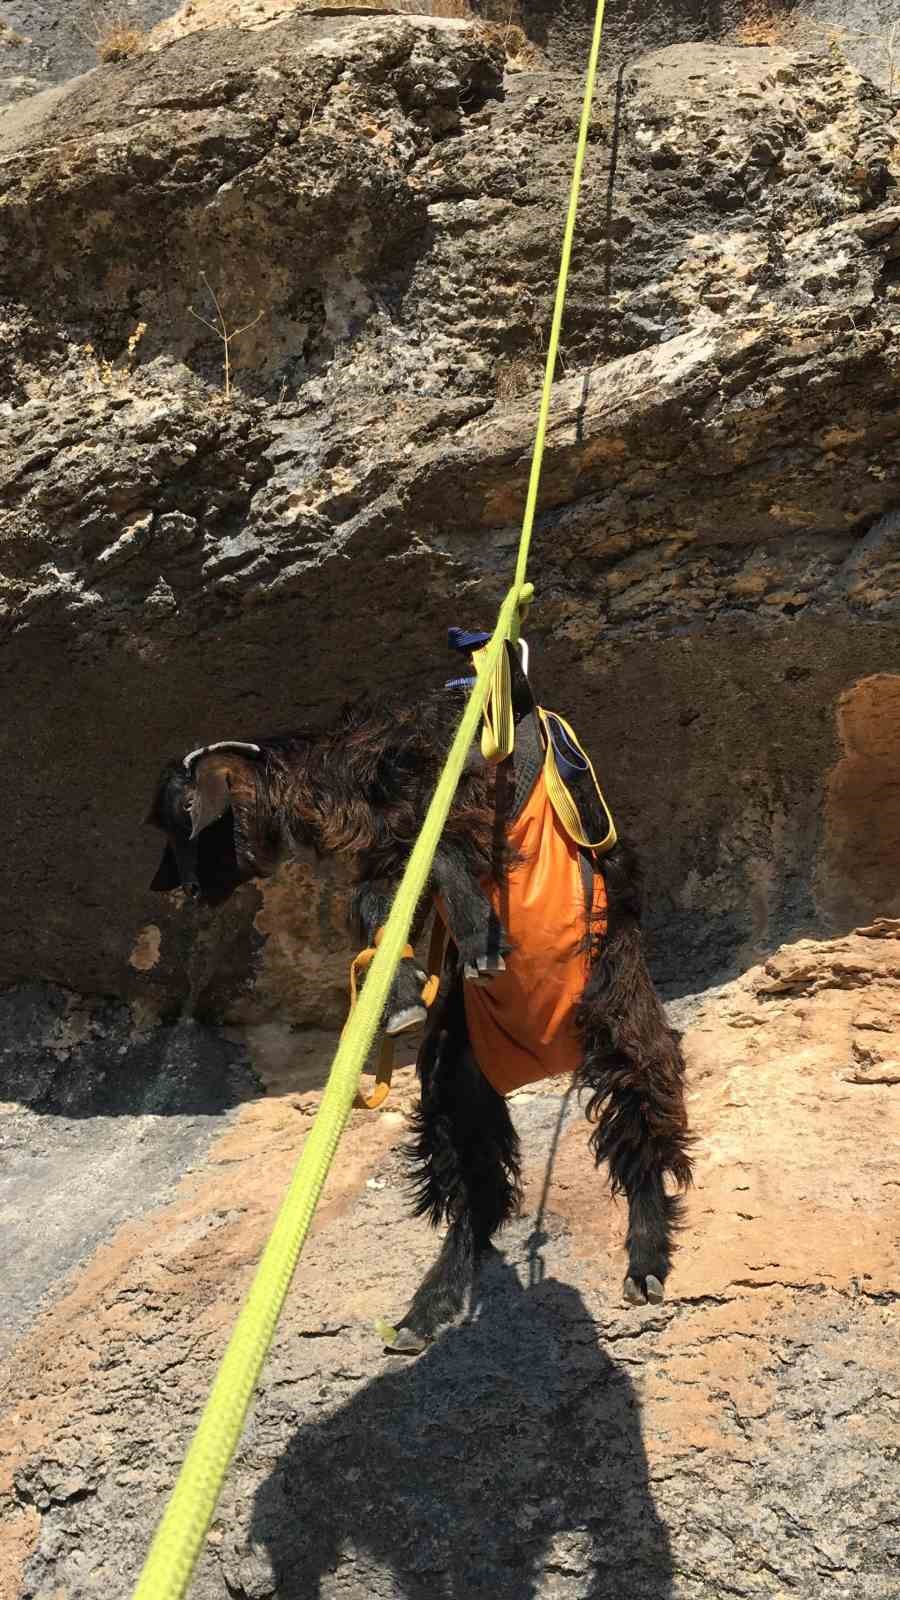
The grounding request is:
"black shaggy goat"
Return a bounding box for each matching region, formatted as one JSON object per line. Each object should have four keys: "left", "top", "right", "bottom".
{"left": 146, "top": 653, "right": 692, "bottom": 1350}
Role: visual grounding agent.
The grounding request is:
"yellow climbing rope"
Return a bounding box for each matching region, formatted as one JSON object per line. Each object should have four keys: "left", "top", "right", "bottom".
{"left": 131, "top": 0, "right": 607, "bottom": 1592}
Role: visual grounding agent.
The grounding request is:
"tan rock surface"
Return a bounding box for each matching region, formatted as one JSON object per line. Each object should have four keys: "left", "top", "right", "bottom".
{"left": 1, "top": 23, "right": 899, "bottom": 1008}
{"left": 2, "top": 925, "right": 898, "bottom": 1598}
{"left": 150, "top": 0, "right": 310, "bottom": 46}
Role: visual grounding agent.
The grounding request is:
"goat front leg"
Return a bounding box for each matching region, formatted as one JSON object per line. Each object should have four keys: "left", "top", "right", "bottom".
{"left": 432, "top": 840, "right": 512, "bottom": 981}
{"left": 392, "top": 976, "right": 521, "bottom": 1352}
{"left": 577, "top": 927, "right": 693, "bottom": 1306}
{"left": 352, "top": 878, "right": 430, "bottom": 1037}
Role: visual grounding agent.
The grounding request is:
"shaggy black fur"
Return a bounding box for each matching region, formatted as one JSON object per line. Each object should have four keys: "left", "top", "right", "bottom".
{"left": 400, "top": 977, "right": 522, "bottom": 1343}
{"left": 146, "top": 672, "right": 692, "bottom": 1342}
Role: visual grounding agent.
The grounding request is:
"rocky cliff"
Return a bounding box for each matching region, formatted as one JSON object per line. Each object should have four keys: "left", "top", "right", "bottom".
{"left": 0, "top": 10, "right": 898, "bottom": 1043}
{"left": 1, "top": 8, "right": 899, "bottom": 1597}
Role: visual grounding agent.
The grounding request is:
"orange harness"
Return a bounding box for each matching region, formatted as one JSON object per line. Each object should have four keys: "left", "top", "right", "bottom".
{"left": 349, "top": 688, "right": 614, "bottom": 1110}
{"left": 436, "top": 768, "right": 606, "bottom": 1097}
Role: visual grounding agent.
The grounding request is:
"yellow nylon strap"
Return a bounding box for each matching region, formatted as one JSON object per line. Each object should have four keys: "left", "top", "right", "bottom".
{"left": 421, "top": 914, "right": 447, "bottom": 1009}
{"left": 472, "top": 640, "right": 514, "bottom": 763}
{"left": 346, "top": 940, "right": 408, "bottom": 1111}
{"left": 348, "top": 921, "right": 445, "bottom": 1110}
{"left": 353, "top": 1035, "right": 395, "bottom": 1111}
{"left": 538, "top": 707, "right": 618, "bottom": 853}
{"left": 132, "top": 0, "right": 606, "bottom": 1586}
{"left": 352, "top": 1035, "right": 395, "bottom": 1111}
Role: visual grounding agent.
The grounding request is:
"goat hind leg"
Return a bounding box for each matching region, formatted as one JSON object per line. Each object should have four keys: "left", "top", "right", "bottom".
{"left": 578, "top": 943, "right": 692, "bottom": 1306}
{"left": 394, "top": 981, "right": 521, "bottom": 1351}
{"left": 621, "top": 1165, "right": 681, "bottom": 1306}
{"left": 583, "top": 1043, "right": 689, "bottom": 1305}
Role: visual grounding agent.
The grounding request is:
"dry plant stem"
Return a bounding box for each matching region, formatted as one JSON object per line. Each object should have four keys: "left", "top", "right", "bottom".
{"left": 73, "top": 4, "right": 144, "bottom": 60}
{"left": 188, "top": 273, "right": 263, "bottom": 401}
{"left": 72, "top": 5, "right": 103, "bottom": 46}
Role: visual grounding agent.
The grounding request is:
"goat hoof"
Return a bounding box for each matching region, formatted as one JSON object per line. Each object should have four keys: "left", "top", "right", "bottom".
{"left": 391, "top": 1326, "right": 428, "bottom": 1355}
{"left": 464, "top": 954, "right": 506, "bottom": 985}
{"left": 478, "top": 952, "right": 506, "bottom": 974}
{"left": 385, "top": 1005, "right": 428, "bottom": 1037}
{"left": 623, "top": 1274, "right": 665, "bottom": 1307}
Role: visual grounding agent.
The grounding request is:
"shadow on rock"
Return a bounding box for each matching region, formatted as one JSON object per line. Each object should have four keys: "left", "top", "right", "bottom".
{"left": 239, "top": 1258, "right": 673, "bottom": 1599}
{"left": 0, "top": 983, "right": 259, "bottom": 1118}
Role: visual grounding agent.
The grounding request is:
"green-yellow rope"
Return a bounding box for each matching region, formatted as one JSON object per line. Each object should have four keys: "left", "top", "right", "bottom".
{"left": 511, "top": 0, "right": 606, "bottom": 639}
{"left": 132, "top": 0, "right": 606, "bottom": 1590}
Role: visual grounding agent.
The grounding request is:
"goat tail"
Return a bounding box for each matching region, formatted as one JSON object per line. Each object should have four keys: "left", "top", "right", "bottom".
{"left": 577, "top": 838, "right": 694, "bottom": 1196}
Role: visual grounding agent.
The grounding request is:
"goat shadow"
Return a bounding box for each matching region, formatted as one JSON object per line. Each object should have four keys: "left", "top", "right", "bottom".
{"left": 242, "top": 1254, "right": 674, "bottom": 1600}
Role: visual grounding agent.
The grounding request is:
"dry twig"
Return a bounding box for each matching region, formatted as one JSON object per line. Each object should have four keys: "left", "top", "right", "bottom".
{"left": 188, "top": 274, "right": 263, "bottom": 401}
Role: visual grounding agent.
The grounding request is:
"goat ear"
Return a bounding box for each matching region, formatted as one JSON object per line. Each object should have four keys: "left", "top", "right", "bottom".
{"left": 150, "top": 844, "right": 181, "bottom": 892}
{"left": 189, "top": 757, "right": 233, "bottom": 839}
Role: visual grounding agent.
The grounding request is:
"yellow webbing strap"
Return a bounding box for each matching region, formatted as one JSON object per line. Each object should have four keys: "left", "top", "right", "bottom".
{"left": 472, "top": 637, "right": 514, "bottom": 762}
{"left": 346, "top": 938, "right": 411, "bottom": 1111}
{"left": 352, "top": 1033, "right": 395, "bottom": 1112}
{"left": 538, "top": 707, "right": 618, "bottom": 853}
{"left": 349, "top": 921, "right": 445, "bottom": 1110}
{"left": 132, "top": 0, "right": 607, "bottom": 1588}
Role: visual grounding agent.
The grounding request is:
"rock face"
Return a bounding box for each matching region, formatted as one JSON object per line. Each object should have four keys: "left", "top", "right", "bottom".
{"left": 1, "top": 925, "right": 898, "bottom": 1599}
{"left": 1, "top": 19, "right": 899, "bottom": 1593}
{"left": 0, "top": 17, "right": 898, "bottom": 1031}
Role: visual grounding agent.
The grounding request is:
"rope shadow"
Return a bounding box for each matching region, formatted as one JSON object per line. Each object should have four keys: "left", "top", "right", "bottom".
{"left": 525, "top": 1080, "right": 577, "bottom": 1285}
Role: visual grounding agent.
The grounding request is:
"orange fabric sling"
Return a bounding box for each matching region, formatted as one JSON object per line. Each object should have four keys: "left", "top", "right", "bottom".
{"left": 436, "top": 767, "right": 607, "bottom": 1097}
